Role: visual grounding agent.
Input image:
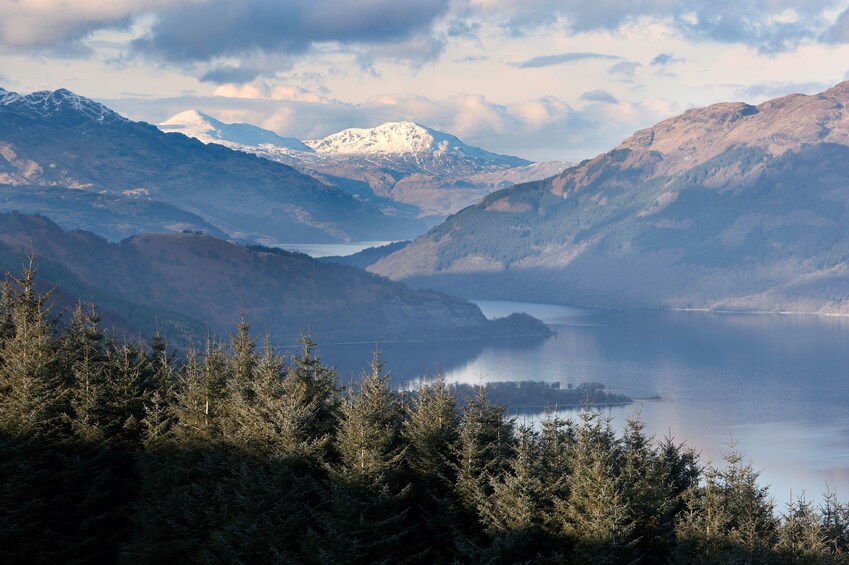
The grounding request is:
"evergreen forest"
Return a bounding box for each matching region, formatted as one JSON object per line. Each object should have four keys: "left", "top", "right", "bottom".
{"left": 3, "top": 261, "right": 849, "bottom": 564}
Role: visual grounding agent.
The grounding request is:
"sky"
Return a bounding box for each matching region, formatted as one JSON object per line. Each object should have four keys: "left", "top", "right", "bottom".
{"left": 2, "top": 1, "right": 849, "bottom": 162}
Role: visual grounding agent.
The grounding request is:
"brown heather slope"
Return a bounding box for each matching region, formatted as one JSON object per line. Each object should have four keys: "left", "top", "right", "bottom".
{"left": 370, "top": 82, "right": 849, "bottom": 314}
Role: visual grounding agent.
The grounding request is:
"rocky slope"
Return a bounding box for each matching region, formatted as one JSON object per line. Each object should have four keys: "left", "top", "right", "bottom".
{"left": 158, "top": 114, "right": 570, "bottom": 218}
{"left": 370, "top": 82, "right": 849, "bottom": 314}
{"left": 0, "top": 88, "right": 421, "bottom": 243}
{"left": 0, "top": 212, "right": 551, "bottom": 344}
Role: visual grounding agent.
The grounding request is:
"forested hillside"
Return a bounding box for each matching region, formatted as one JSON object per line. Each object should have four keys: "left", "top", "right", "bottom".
{"left": 0, "top": 212, "right": 549, "bottom": 345}
{"left": 2, "top": 265, "right": 848, "bottom": 564}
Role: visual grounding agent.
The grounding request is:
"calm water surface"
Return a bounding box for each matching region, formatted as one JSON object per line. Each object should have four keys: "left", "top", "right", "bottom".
{"left": 314, "top": 300, "right": 849, "bottom": 505}
{"left": 268, "top": 241, "right": 397, "bottom": 258}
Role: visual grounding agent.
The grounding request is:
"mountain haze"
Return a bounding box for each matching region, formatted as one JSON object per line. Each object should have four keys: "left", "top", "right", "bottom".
{"left": 372, "top": 82, "right": 849, "bottom": 314}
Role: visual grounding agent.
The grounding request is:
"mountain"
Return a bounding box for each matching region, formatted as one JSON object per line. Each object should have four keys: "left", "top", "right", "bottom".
{"left": 159, "top": 110, "right": 313, "bottom": 152}
{"left": 0, "top": 87, "right": 422, "bottom": 243}
{"left": 370, "top": 82, "right": 849, "bottom": 315}
{"left": 0, "top": 212, "right": 551, "bottom": 344}
{"left": 158, "top": 114, "right": 570, "bottom": 218}
{"left": 319, "top": 240, "right": 410, "bottom": 269}
{"left": 303, "top": 121, "right": 528, "bottom": 170}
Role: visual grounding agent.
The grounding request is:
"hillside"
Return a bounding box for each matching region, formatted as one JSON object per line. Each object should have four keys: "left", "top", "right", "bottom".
{"left": 371, "top": 82, "right": 849, "bottom": 314}
{"left": 0, "top": 212, "right": 551, "bottom": 344}
{"left": 159, "top": 114, "right": 569, "bottom": 218}
{"left": 0, "top": 88, "right": 421, "bottom": 243}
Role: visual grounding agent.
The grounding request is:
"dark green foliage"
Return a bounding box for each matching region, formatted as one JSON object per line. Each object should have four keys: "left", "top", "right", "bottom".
{"left": 2, "top": 264, "right": 849, "bottom": 564}
{"left": 675, "top": 445, "right": 777, "bottom": 563}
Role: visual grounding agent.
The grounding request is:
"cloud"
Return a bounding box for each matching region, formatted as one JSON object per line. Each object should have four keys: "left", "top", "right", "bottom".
{"left": 133, "top": 0, "right": 450, "bottom": 63}
{"left": 608, "top": 61, "right": 641, "bottom": 82}
{"left": 212, "top": 82, "right": 327, "bottom": 103}
{"left": 0, "top": 0, "right": 451, "bottom": 74}
{"left": 201, "top": 66, "right": 264, "bottom": 84}
{"left": 0, "top": 1, "right": 170, "bottom": 54}
{"left": 511, "top": 52, "right": 621, "bottom": 69}
{"left": 105, "top": 86, "right": 676, "bottom": 162}
{"left": 457, "top": 0, "right": 842, "bottom": 53}
{"left": 580, "top": 90, "right": 619, "bottom": 104}
{"left": 734, "top": 81, "right": 833, "bottom": 101}
{"left": 824, "top": 8, "right": 849, "bottom": 43}
{"left": 650, "top": 53, "right": 683, "bottom": 66}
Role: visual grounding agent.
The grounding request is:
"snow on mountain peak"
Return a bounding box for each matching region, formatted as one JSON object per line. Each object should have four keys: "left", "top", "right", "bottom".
{"left": 159, "top": 110, "right": 221, "bottom": 139}
{"left": 158, "top": 110, "right": 313, "bottom": 152}
{"left": 304, "top": 121, "right": 455, "bottom": 155}
{"left": 0, "top": 87, "right": 123, "bottom": 123}
{"left": 0, "top": 87, "right": 20, "bottom": 105}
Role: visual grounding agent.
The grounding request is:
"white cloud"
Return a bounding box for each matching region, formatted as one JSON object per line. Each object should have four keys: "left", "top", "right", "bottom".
{"left": 105, "top": 84, "right": 677, "bottom": 162}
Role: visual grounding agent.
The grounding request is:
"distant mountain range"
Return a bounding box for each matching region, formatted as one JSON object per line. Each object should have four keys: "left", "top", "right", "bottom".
{"left": 370, "top": 82, "right": 849, "bottom": 315}
{"left": 0, "top": 212, "right": 551, "bottom": 345}
{"left": 0, "top": 87, "right": 427, "bottom": 243}
{"left": 158, "top": 112, "right": 570, "bottom": 218}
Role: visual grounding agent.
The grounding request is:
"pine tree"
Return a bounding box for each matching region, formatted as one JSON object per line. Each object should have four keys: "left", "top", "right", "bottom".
{"left": 556, "top": 410, "right": 635, "bottom": 564}
{"left": 286, "top": 334, "right": 340, "bottom": 450}
{"left": 230, "top": 334, "right": 330, "bottom": 458}
{"left": 479, "top": 423, "right": 557, "bottom": 560}
{"left": 229, "top": 312, "right": 256, "bottom": 402}
{"left": 451, "top": 382, "right": 515, "bottom": 557}
{"left": 0, "top": 258, "right": 66, "bottom": 438}
{"left": 821, "top": 490, "right": 849, "bottom": 558}
{"left": 140, "top": 330, "right": 176, "bottom": 449}
{"left": 775, "top": 493, "right": 831, "bottom": 563}
{"left": 64, "top": 302, "right": 108, "bottom": 443}
{"left": 402, "top": 376, "right": 461, "bottom": 561}
{"left": 100, "top": 340, "right": 152, "bottom": 444}
{"left": 313, "top": 352, "right": 415, "bottom": 563}
{"left": 675, "top": 445, "right": 776, "bottom": 563}
{"left": 404, "top": 376, "right": 459, "bottom": 486}
{"left": 620, "top": 416, "right": 685, "bottom": 562}
{"left": 170, "top": 345, "right": 210, "bottom": 443}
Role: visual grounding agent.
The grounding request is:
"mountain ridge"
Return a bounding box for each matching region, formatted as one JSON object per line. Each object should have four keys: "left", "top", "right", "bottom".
{"left": 0, "top": 87, "right": 422, "bottom": 242}
{"left": 157, "top": 112, "right": 569, "bottom": 217}
{"left": 370, "top": 81, "right": 849, "bottom": 314}
{"left": 0, "top": 211, "right": 552, "bottom": 345}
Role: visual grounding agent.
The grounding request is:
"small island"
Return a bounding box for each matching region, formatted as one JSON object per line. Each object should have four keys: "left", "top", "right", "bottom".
{"left": 445, "top": 381, "right": 632, "bottom": 414}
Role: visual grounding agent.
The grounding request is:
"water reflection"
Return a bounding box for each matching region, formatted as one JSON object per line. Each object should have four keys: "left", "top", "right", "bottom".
{"left": 312, "top": 301, "right": 849, "bottom": 504}
{"left": 265, "top": 240, "right": 398, "bottom": 258}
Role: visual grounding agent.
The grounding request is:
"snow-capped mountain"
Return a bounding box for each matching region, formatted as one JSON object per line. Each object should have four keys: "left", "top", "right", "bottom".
{"left": 159, "top": 110, "right": 313, "bottom": 153}
{"left": 157, "top": 113, "right": 568, "bottom": 217}
{"left": 0, "top": 87, "right": 124, "bottom": 124}
{"left": 0, "top": 87, "right": 422, "bottom": 242}
{"left": 305, "top": 121, "right": 527, "bottom": 168}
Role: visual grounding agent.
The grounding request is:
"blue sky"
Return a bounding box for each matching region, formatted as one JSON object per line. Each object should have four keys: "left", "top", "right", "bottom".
{"left": 2, "top": 0, "right": 849, "bottom": 161}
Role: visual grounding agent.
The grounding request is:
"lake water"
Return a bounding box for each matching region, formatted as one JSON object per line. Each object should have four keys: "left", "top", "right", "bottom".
{"left": 267, "top": 241, "right": 397, "bottom": 258}
{"left": 314, "top": 300, "right": 849, "bottom": 506}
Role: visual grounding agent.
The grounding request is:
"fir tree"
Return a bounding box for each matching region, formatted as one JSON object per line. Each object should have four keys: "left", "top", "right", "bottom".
{"left": 0, "top": 258, "right": 66, "bottom": 438}
{"left": 451, "top": 382, "right": 515, "bottom": 557}
{"left": 556, "top": 410, "right": 636, "bottom": 564}
{"left": 313, "top": 352, "right": 415, "bottom": 563}
{"left": 675, "top": 445, "right": 777, "bottom": 563}
{"left": 402, "top": 376, "right": 461, "bottom": 561}
{"left": 286, "top": 334, "right": 340, "bottom": 450}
